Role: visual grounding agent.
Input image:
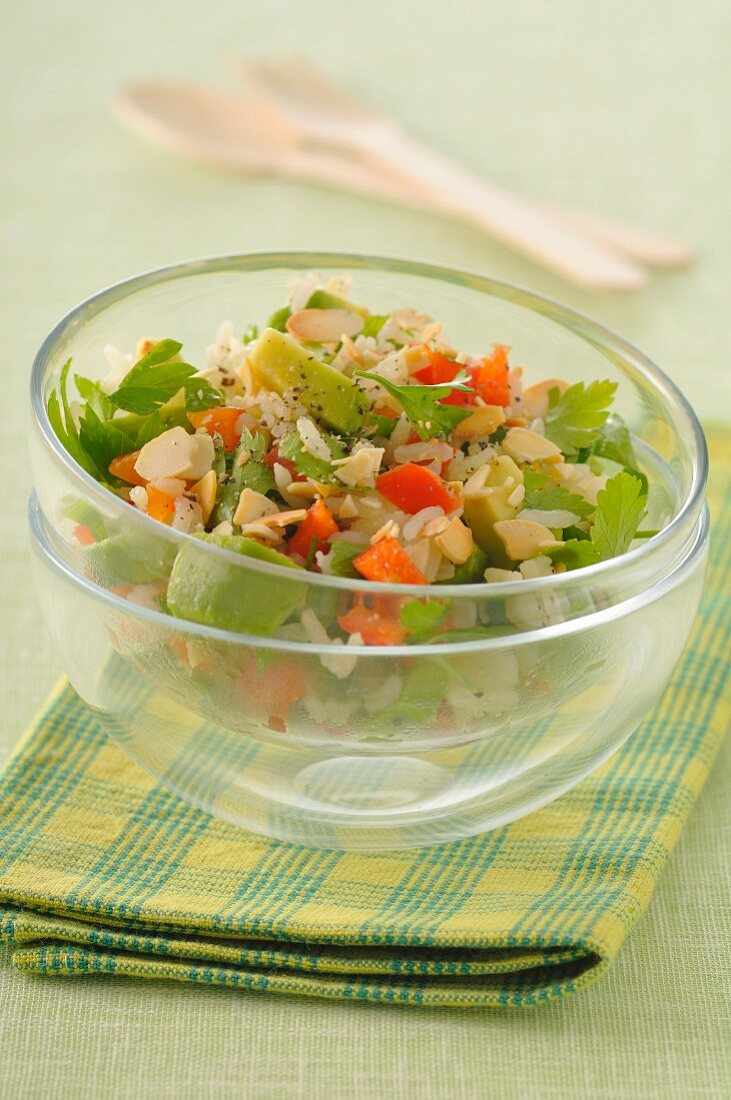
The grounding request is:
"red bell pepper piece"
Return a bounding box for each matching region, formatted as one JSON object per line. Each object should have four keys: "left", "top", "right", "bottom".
{"left": 352, "top": 537, "right": 429, "bottom": 585}
{"left": 108, "top": 449, "right": 147, "bottom": 486}
{"left": 338, "top": 596, "right": 407, "bottom": 646}
{"left": 187, "top": 407, "right": 243, "bottom": 451}
{"left": 263, "top": 443, "right": 307, "bottom": 482}
{"left": 472, "top": 345, "right": 510, "bottom": 406}
{"left": 145, "top": 486, "right": 176, "bottom": 525}
{"left": 287, "top": 499, "right": 339, "bottom": 560}
{"left": 376, "top": 463, "right": 459, "bottom": 515}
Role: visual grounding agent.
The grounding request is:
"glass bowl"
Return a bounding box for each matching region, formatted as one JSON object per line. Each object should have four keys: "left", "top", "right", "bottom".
{"left": 29, "top": 491, "right": 708, "bottom": 849}
{"left": 30, "top": 254, "right": 708, "bottom": 646}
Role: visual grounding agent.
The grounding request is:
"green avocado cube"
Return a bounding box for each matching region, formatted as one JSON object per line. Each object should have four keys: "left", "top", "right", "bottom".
{"left": 249, "top": 328, "right": 367, "bottom": 435}
{"left": 167, "top": 534, "right": 306, "bottom": 636}
{"left": 463, "top": 484, "right": 520, "bottom": 568}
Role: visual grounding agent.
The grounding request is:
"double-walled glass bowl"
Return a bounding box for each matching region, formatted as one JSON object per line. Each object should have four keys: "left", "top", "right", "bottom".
{"left": 29, "top": 253, "right": 709, "bottom": 849}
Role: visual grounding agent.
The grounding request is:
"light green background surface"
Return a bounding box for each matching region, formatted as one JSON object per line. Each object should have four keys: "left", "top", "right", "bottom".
{"left": 1, "top": 1, "right": 729, "bottom": 1097}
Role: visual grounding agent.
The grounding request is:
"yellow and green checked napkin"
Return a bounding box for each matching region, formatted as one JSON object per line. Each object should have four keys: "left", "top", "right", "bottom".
{"left": 1, "top": 432, "right": 728, "bottom": 1009}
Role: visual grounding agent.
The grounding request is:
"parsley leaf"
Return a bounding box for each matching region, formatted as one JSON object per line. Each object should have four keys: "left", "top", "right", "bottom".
{"left": 522, "top": 469, "right": 549, "bottom": 492}
{"left": 590, "top": 471, "right": 647, "bottom": 560}
{"left": 268, "top": 306, "right": 291, "bottom": 332}
{"left": 524, "top": 483, "right": 594, "bottom": 519}
{"left": 183, "top": 376, "right": 225, "bottom": 412}
{"left": 78, "top": 406, "right": 137, "bottom": 476}
{"left": 328, "top": 540, "right": 363, "bottom": 578}
{"left": 47, "top": 359, "right": 106, "bottom": 479}
{"left": 277, "top": 428, "right": 345, "bottom": 482}
{"left": 544, "top": 380, "right": 617, "bottom": 455}
{"left": 400, "top": 599, "right": 449, "bottom": 641}
{"left": 354, "top": 370, "right": 472, "bottom": 440}
{"left": 210, "top": 431, "right": 275, "bottom": 527}
{"left": 549, "top": 471, "right": 647, "bottom": 570}
{"left": 108, "top": 339, "right": 196, "bottom": 414}
{"left": 361, "top": 315, "right": 388, "bottom": 338}
{"left": 74, "top": 374, "right": 113, "bottom": 420}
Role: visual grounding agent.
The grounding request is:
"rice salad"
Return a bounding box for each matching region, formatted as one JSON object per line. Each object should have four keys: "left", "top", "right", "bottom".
{"left": 48, "top": 273, "right": 653, "bottom": 645}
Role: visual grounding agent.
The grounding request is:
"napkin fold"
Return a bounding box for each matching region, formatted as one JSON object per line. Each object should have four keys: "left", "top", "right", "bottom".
{"left": 1, "top": 432, "right": 728, "bottom": 1009}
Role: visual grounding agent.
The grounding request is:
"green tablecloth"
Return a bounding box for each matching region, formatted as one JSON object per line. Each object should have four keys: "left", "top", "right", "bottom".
{"left": 2, "top": 0, "right": 729, "bottom": 1095}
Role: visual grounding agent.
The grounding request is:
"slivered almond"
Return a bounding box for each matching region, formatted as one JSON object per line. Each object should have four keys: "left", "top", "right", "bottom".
{"left": 257, "top": 509, "right": 308, "bottom": 527}
{"left": 136, "top": 337, "right": 156, "bottom": 358}
{"left": 434, "top": 517, "right": 474, "bottom": 564}
{"left": 286, "top": 308, "right": 364, "bottom": 343}
{"left": 233, "top": 489, "right": 279, "bottom": 526}
{"left": 191, "top": 469, "right": 217, "bottom": 524}
{"left": 521, "top": 377, "right": 569, "bottom": 419}
{"left": 452, "top": 405, "right": 506, "bottom": 441}
{"left": 370, "top": 519, "right": 401, "bottom": 545}
{"left": 501, "top": 427, "right": 562, "bottom": 463}
{"left": 493, "top": 519, "right": 561, "bottom": 561}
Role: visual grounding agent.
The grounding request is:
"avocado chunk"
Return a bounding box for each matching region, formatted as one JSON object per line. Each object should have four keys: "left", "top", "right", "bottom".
{"left": 84, "top": 532, "right": 177, "bottom": 587}
{"left": 166, "top": 533, "right": 306, "bottom": 636}
{"left": 463, "top": 484, "right": 520, "bottom": 568}
{"left": 306, "top": 289, "right": 366, "bottom": 316}
{"left": 249, "top": 328, "right": 367, "bottom": 435}
{"left": 485, "top": 455, "right": 524, "bottom": 488}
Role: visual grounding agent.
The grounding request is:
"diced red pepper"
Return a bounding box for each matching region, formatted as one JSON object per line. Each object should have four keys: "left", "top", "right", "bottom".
{"left": 413, "top": 350, "right": 461, "bottom": 386}
{"left": 287, "top": 499, "right": 339, "bottom": 560}
{"left": 338, "top": 596, "right": 407, "bottom": 646}
{"left": 73, "top": 523, "right": 96, "bottom": 546}
{"left": 376, "top": 463, "right": 460, "bottom": 515}
{"left": 352, "top": 537, "right": 429, "bottom": 585}
{"left": 239, "top": 654, "right": 307, "bottom": 726}
{"left": 108, "top": 449, "right": 146, "bottom": 486}
{"left": 263, "top": 443, "right": 306, "bottom": 482}
{"left": 188, "top": 407, "right": 243, "bottom": 451}
{"left": 472, "top": 345, "right": 510, "bottom": 406}
{"left": 146, "top": 486, "right": 176, "bottom": 525}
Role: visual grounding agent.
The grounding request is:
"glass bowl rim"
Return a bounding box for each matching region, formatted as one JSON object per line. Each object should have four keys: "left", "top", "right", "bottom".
{"left": 29, "top": 491, "right": 710, "bottom": 657}
{"left": 30, "top": 250, "right": 709, "bottom": 598}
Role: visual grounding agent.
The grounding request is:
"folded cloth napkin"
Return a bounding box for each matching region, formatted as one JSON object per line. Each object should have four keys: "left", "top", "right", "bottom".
{"left": 1, "top": 431, "right": 728, "bottom": 1009}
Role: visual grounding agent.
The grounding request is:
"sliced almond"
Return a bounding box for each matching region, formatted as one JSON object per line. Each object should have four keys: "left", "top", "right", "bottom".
{"left": 484, "top": 567, "right": 520, "bottom": 583}
{"left": 370, "top": 519, "right": 400, "bottom": 545}
{"left": 233, "top": 488, "right": 279, "bottom": 527}
{"left": 493, "top": 519, "right": 561, "bottom": 562}
{"left": 434, "top": 517, "right": 474, "bottom": 564}
{"left": 452, "top": 405, "right": 506, "bottom": 441}
{"left": 286, "top": 308, "right": 364, "bottom": 343}
{"left": 191, "top": 469, "right": 217, "bottom": 524}
{"left": 135, "top": 427, "right": 214, "bottom": 482}
{"left": 257, "top": 508, "right": 308, "bottom": 527}
{"left": 338, "top": 494, "right": 359, "bottom": 520}
{"left": 501, "top": 427, "right": 562, "bottom": 464}
{"left": 521, "top": 378, "right": 570, "bottom": 419}
{"left": 136, "top": 337, "right": 156, "bottom": 358}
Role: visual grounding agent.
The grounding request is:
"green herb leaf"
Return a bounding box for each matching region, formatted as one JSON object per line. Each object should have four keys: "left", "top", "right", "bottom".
{"left": 327, "top": 540, "right": 363, "bottom": 578}
{"left": 78, "top": 406, "right": 137, "bottom": 476}
{"left": 47, "top": 360, "right": 105, "bottom": 478}
{"left": 108, "top": 339, "right": 196, "bottom": 415}
{"left": 278, "top": 428, "right": 345, "bottom": 482}
{"left": 549, "top": 470, "right": 647, "bottom": 570}
{"left": 522, "top": 469, "right": 549, "bottom": 492}
{"left": 135, "top": 411, "right": 166, "bottom": 448}
{"left": 368, "top": 414, "right": 398, "bottom": 439}
{"left": 183, "top": 376, "right": 225, "bottom": 412}
{"left": 400, "top": 599, "right": 449, "bottom": 640}
{"left": 589, "top": 471, "right": 647, "bottom": 560}
{"left": 548, "top": 539, "right": 600, "bottom": 570}
{"left": 523, "top": 483, "right": 594, "bottom": 519}
{"left": 268, "top": 306, "right": 291, "bottom": 332}
{"left": 544, "top": 380, "right": 617, "bottom": 455}
{"left": 239, "top": 427, "right": 268, "bottom": 463}
{"left": 361, "top": 315, "right": 388, "bottom": 338}
{"left": 242, "top": 323, "right": 259, "bottom": 343}
{"left": 74, "top": 374, "right": 113, "bottom": 420}
{"left": 354, "top": 370, "right": 472, "bottom": 441}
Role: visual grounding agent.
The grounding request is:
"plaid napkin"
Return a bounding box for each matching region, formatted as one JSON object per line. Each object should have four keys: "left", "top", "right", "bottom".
{"left": 1, "top": 432, "right": 728, "bottom": 1009}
